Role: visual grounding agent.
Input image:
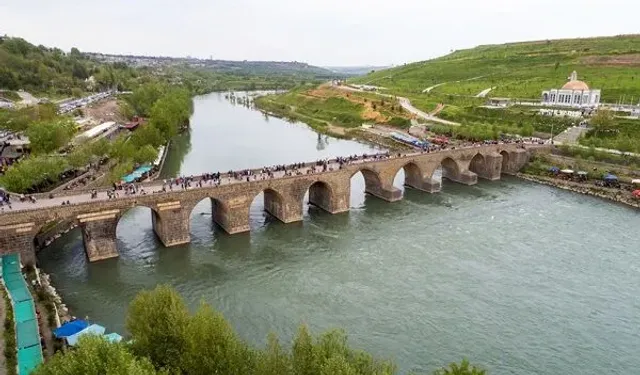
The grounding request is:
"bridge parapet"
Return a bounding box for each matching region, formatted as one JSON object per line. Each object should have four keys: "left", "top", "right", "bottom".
{"left": 0, "top": 143, "right": 548, "bottom": 264}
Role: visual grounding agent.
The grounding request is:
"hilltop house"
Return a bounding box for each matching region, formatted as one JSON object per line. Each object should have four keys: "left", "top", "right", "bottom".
{"left": 541, "top": 71, "right": 600, "bottom": 108}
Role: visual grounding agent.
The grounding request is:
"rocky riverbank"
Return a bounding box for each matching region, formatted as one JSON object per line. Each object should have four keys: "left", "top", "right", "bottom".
{"left": 517, "top": 173, "right": 640, "bottom": 209}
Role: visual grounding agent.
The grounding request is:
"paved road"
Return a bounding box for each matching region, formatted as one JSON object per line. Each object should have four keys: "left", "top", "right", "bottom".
{"left": 2, "top": 144, "right": 537, "bottom": 214}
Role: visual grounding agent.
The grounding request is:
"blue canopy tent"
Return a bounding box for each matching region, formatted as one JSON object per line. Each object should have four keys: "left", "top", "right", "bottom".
{"left": 66, "top": 324, "right": 106, "bottom": 346}
{"left": 53, "top": 320, "right": 89, "bottom": 338}
{"left": 548, "top": 167, "right": 560, "bottom": 173}
{"left": 603, "top": 174, "right": 618, "bottom": 181}
{"left": 104, "top": 332, "right": 123, "bottom": 343}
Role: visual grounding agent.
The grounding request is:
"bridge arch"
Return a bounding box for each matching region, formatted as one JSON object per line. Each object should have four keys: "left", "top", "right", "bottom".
{"left": 393, "top": 161, "right": 424, "bottom": 189}
{"left": 468, "top": 153, "right": 486, "bottom": 176}
{"left": 188, "top": 196, "right": 230, "bottom": 239}
{"left": 350, "top": 167, "right": 383, "bottom": 192}
{"left": 500, "top": 150, "right": 510, "bottom": 173}
{"left": 306, "top": 180, "right": 334, "bottom": 213}
{"left": 250, "top": 187, "right": 290, "bottom": 227}
{"left": 438, "top": 157, "right": 462, "bottom": 181}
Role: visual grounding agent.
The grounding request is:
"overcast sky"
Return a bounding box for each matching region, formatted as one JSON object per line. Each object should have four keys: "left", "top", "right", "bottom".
{"left": 1, "top": 0, "right": 638, "bottom": 66}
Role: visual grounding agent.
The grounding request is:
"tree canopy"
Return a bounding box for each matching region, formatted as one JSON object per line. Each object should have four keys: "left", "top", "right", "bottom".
{"left": 33, "top": 285, "right": 483, "bottom": 375}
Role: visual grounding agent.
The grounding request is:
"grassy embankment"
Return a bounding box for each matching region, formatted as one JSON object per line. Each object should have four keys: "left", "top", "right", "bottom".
{"left": 347, "top": 35, "right": 640, "bottom": 147}
{"left": 255, "top": 85, "right": 414, "bottom": 149}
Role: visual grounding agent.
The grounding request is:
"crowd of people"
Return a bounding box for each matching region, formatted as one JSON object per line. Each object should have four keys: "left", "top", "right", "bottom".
{"left": 1, "top": 141, "right": 540, "bottom": 208}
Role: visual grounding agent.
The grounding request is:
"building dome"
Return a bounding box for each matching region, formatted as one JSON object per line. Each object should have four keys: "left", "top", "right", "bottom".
{"left": 562, "top": 80, "right": 589, "bottom": 91}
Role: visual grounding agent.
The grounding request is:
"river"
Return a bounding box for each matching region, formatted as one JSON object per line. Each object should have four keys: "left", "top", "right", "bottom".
{"left": 38, "top": 92, "right": 640, "bottom": 375}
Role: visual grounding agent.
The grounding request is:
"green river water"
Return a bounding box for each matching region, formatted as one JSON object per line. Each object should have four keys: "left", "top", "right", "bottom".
{"left": 38, "top": 93, "right": 640, "bottom": 374}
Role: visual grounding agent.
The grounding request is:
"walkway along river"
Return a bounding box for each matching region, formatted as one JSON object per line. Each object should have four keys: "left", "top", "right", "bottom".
{"left": 37, "top": 93, "right": 640, "bottom": 375}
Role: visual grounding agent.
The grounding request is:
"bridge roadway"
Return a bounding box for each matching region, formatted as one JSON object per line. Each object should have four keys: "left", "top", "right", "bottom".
{"left": 0, "top": 143, "right": 549, "bottom": 265}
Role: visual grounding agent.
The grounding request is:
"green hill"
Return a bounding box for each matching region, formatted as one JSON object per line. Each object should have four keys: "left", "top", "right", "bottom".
{"left": 352, "top": 34, "right": 640, "bottom": 102}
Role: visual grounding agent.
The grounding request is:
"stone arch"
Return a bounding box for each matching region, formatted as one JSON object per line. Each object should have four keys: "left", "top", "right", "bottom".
{"left": 393, "top": 161, "right": 424, "bottom": 189}
{"left": 350, "top": 167, "right": 384, "bottom": 197}
{"left": 306, "top": 180, "right": 334, "bottom": 213}
{"left": 251, "top": 187, "right": 289, "bottom": 224}
{"left": 500, "top": 150, "right": 510, "bottom": 174}
{"left": 440, "top": 157, "right": 461, "bottom": 181}
{"left": 187, "top": 195, "right": 229, "bottom": 235}
{"left": 468, "top": 153, "right": 486, "bottom": 176}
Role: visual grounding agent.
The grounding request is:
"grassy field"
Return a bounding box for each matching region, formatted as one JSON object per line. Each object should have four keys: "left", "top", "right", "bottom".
{"left": 257, "top": 35, "right": 640, "bottom": 147}
{"left": 254, "top": 85, "right": 414, "bottom": 130}
{"left": 354, "top": 35, "right": 640, "bottom": 101}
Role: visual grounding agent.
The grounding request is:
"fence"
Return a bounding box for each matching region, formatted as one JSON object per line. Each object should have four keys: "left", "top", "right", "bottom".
{"left": 1, "top": 254, "right": 43, "bottom": 374}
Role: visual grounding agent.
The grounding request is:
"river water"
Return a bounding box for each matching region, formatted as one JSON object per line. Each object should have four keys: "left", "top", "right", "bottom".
{"left": 38, "top": 93, "right": 640, "bottom": 375}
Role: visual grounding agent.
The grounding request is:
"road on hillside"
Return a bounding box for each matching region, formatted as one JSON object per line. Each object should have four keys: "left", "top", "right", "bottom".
{"left": 333, "top": 83, "right": 459, "bottom": 126}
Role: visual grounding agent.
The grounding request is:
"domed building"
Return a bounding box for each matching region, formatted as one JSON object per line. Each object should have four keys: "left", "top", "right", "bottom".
{"left": 541, "top": 71, "right": 600, "bottom": 108}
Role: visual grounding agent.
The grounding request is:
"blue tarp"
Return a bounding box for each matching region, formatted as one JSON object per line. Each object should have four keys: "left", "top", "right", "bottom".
{"left": 53, "top": 320, "right": 89, "bottom": 338}
{"left": 121, "top": 165, "right": 152, "bottom": 183}
{"left": 67, "top": 324, "right": 106, "bottom": 346}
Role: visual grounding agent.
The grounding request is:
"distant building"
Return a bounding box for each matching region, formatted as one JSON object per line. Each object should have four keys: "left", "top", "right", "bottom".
{"left": 541, "top": 71, "right": 600, "bottom": 108}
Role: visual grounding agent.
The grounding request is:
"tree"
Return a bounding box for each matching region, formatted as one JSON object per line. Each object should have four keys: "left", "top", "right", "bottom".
{"left": 32, "top": 336, "right": 157, "bottom": 375}
{"left": 0, "top": 155, "right": 68, "bottom": 193}
{"left": 26, "top": 118, "right": 76, "bottom": 155}
{"left": 182, "top": 303, "right": 255, "bottom": 375}
{"left": 433, "top": 359, "right": 486, "bottom": 375}
{"left": 590, "top": 109, "right": 616, "bottom": 136}
{"left": 126, "top": 285, "right": 190, "bottom": 372}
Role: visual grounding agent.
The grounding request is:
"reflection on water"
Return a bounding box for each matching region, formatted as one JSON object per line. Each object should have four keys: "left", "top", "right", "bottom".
{"left": 37, "top": 93, "right": 640, "bottom": 375}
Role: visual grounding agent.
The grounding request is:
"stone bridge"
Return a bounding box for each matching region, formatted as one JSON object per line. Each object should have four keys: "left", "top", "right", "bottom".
{"left": 0, "top": 144, "right": 548, "bottom": 265}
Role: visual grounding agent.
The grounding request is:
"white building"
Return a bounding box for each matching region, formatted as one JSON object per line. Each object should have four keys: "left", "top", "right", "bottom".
{"left": 541, "top": 71, "right": 600, "bottom": 108}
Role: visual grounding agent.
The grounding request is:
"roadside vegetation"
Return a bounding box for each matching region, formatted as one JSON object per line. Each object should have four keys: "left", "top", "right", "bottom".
{"left": 1, "top": 284, "right": 17, "bottom": 375}
{"left": 33, "top": 285, "right": 484, "bottom": 375}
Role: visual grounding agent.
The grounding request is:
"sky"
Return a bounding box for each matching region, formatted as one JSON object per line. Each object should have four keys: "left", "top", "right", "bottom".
{"left": 1, "top": 0, "right": 638, "bottom": 67}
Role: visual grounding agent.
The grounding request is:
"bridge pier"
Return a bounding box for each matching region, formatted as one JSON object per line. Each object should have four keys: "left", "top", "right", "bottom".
{"left": 501, "top": 149, "right": 530, "bottom": 175}
{"left": 405, "top": 177, "right": 442, "bottom": 193}
{"left": 152, "top": 202, "right": 191, "bottom": 247}
{"left": 264, "top": 189, "right": 302, "bottom": 223}
{"left": 212, "top": 200, "right": 250, "bottom": 234}
{"left": 308, "top": 183, "right": 350, "bottom": 214}
{"left": 78, "top": 211, "right": 119, "bottom": 262}
{"left": 0, "top": 223, "right": 37, "bottom": 266}
{"left": 471, "top": 152, "right": 503, "bottom": 181}
{"left": 443, "top": 169, "right": 478, "bottom": 185}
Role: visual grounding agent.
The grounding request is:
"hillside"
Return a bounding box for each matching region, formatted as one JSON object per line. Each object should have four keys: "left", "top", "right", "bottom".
{"left": 85, "top": 52, "right": 337, "bottom": 79}
{"left": 352, "top": 34, "right": 640, "bottom": 102}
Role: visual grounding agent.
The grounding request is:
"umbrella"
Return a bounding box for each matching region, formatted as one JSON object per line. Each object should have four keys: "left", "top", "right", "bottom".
{"left": 67, "top": 324, "right": 106, "bottom": 346}
{"left": 632, "top": 179, "right": 640, "bottom": 185}
{"left": 548, "top": 167, "right": 560, "bottom": 173}
{"left": 53, "top": 320, "right": 89, "bottom": 338}
{"left": 603, "top": 174, "right": 618, "bottom": 181}
{"left": 633, "top": 190, "right": 640, "bottom": 198}
{"left": 560, "top": 169, "right": 574, "bottom": 174}
{"left": 104, "top": 332, "right": 123, "bottom": 343}
{"left": 577, "top": 171, "right": 588, "bottom": 176}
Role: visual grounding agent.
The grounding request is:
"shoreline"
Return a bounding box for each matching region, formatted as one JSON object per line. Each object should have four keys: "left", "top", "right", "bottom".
{"left": 517, "top": 173, "right": 640, "bottom": 209}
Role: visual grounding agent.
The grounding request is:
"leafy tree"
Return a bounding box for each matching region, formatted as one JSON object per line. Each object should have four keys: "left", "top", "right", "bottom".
{"left": 182, "top": 303, "right": 255, "bottom": 375}
{"left": 590, "top": 109, "right": 615, "bottom": 136}
{"left": 433, "top": 359, "right": 486, "bottom": 375}
{"left": 32, "top": 335, "right": 157, "bottom": 375}
{"left": 26, "top": 118, "right": 76, "bottom": 155}
{"left": 0, "top": 155, "right": 68, "bottom": 192}
{"left": 126, "top": 285, "right": 190, "bottom": 372}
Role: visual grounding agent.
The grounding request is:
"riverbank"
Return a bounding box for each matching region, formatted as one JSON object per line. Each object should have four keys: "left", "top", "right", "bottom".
{"left": 517, "top": 173, "right": 640, "bottom": 209}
